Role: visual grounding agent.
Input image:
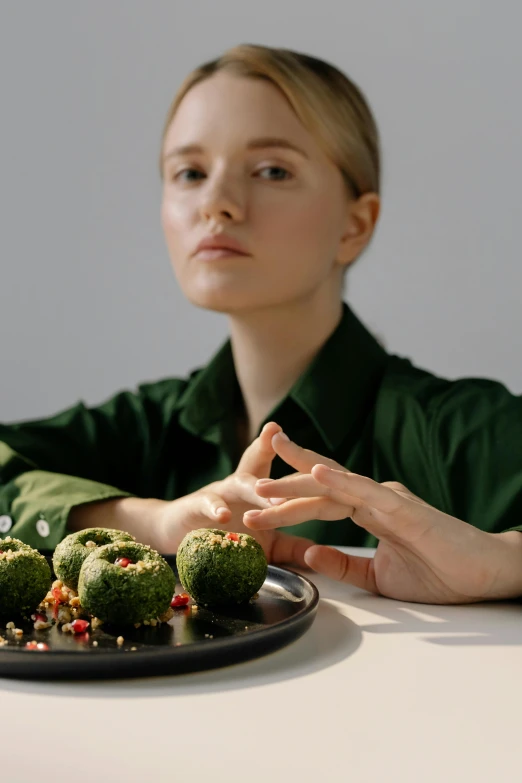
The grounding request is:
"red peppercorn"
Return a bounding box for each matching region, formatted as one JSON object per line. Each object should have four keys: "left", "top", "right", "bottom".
{"left": 225, "top": 532, "right": 239, "bottom": 542}
{"left": 71, "top": 619, "right": 90, "bottom": 634}
{"left": 171, "top": 593, "right": 190, "bottom": 608}
{"left": 115, "top": 557, "right": 132, "bottom": 568}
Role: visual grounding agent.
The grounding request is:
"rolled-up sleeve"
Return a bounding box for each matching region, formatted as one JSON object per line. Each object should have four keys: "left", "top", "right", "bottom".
{"left": 0, "top": 380, "right": 185, "bottom": 548}
{"left": 430, "top": 378, "right": 522, "bottom": 535}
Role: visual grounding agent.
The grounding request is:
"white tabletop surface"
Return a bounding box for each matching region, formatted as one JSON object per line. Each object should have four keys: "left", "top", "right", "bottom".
{"left": 2, "top": 546, "right": 521, "bottom": 783}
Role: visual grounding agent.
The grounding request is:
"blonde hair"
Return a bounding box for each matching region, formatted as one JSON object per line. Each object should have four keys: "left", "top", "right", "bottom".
{"left": 160, "top": 43, "right": 380, "bottom": 197}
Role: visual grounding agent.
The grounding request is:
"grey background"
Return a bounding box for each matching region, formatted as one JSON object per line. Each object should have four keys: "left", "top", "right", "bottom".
{"left": 2, "top": 1, "right": 521, "bottom": 423}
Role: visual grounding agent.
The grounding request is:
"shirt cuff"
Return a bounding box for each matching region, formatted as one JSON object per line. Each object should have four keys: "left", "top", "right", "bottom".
{"left": 1, "top": 470, "right": 132, "bottom": 550}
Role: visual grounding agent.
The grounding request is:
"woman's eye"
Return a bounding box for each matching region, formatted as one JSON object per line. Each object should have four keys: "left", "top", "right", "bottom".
{"left": 257, "top": 166, "right": 292, "bottom": 181}
{"left": 170, "top": 165, "right": 292, "bottom": 184}
{"left": 173, "top": 168, "right": 205, "bottom": 183}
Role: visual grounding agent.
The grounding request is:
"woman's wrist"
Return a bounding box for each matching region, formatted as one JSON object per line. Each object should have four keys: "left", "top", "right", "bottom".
{"left": 487, "top": 531, "right": 522, "bottom": 600}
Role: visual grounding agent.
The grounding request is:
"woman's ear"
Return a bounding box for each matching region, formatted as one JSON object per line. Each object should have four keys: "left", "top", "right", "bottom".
{"left": 336, "top": 192, "right": 380, "bottom": 268}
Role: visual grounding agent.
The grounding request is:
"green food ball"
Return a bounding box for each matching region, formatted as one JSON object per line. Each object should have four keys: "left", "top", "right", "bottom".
{"left": 78, "top": 541, "right": 176, "bottom": 625}
{"left": 176, "top": 529, "right": 267, "bottom": 606}
{"left": 0, "top": 537, "right": 51, "bottom": 617}
{"left": 53, "top": 528, "right": 135, "bottom": 590}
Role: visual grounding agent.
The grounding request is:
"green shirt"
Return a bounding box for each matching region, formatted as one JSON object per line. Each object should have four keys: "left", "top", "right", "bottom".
{"left": 1, "top": 303, "right": 521, "bottom": 551}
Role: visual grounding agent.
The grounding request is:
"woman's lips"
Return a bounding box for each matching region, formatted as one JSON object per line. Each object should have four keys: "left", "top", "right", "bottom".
{"left": 193, "top": 248, "right": 251, "bottom": 261}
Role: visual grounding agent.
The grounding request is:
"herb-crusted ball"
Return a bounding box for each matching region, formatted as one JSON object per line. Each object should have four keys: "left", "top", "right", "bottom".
{"left": 78, "top": 541, "right": 176, "bottom": 625}
{"left": 0, "top": 537, "right": 51, "bottom": 617}
{"left": 53, "top": 528, "right": 135, "bottom": 591}
{"left": 176, "top": 529, "right": 267, "bottom": 606}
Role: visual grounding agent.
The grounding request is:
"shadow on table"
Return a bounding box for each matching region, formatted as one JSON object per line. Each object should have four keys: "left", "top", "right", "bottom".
{"left": 0, "top": 597, "right": 361, "bottom": 697}
{"left": 343, "top": 588, "right": 522, "bottom": 647}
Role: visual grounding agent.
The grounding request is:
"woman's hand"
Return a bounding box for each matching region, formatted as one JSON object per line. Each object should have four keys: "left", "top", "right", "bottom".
{"left": 245, "top": 433, "right": 522, "bottom": 604}
{"left": 156, "top": 423, "right": 313, "bottom": 567}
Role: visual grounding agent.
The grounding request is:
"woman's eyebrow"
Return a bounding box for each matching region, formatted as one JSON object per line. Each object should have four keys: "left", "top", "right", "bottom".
{"left": 163, "top": 136, "right": 310, "bottom": 161}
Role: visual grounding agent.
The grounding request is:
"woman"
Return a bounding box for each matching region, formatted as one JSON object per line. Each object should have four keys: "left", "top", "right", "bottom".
{"left": 1, "top": 44, "right": 522, "bottom": 605}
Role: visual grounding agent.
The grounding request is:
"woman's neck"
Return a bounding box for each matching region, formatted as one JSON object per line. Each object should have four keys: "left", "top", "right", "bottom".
{"left": 228, "top": 292, "right": 343, "bottom": 445}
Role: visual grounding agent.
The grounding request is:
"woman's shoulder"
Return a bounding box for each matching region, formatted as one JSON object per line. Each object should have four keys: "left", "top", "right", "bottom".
{"left": 380, "top": 354, "right": 521, "bottom": 427}
{"left": 136, "top": 367, "right": 203, "bottom": 404}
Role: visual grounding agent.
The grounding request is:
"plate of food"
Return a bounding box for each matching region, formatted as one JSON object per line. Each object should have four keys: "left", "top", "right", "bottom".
{"left": 0, "top": 527, "right": 319, "bottom": 680}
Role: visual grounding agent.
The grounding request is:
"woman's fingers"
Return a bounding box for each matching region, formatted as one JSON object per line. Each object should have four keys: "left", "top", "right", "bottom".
{"left": 219, "top": 474, "right": 275, "bottom": 510}
{"left": 244, "top": 496, "right": 354, "bottom": 529}
{"left": 271, "top": 432, "right": 345, "bottom": 474}
{"left": 183, "top": 489, "right": 232, "bottom": 529}
{"left": 256, "top": 473, "right": 349, "bottom": 504}
{"left": 236, "top": 422, "right": 281, "bottom": 478}
{"left": 312, "top": 466, "right": 433, "bottom": 542}
{"left": 311, "top": 465, "right": 406, "bottom": 515}
{"left": 304, "top": 545, "right": 378, "bottom": 594}
{"left": 271, "top": 531, "right": 315, "bottom": 568}
{"left": 184, "top": 491, "right": 232, "bottom": 525}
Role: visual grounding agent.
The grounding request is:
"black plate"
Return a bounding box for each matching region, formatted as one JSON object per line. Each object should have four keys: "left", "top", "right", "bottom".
{"left": 0, "top": 555, "right": 319, "bottom": 680}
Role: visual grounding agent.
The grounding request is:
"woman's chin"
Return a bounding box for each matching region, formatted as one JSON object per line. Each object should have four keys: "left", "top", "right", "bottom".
{"left": 183, "top": 284, "right": 265, "bottom": 314}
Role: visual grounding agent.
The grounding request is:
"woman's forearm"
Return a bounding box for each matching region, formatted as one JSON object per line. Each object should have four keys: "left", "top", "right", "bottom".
{"left": 67, "top": 496, "right": 170, "bottom": 550}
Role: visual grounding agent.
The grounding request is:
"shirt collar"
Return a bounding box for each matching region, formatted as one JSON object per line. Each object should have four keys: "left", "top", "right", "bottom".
{"left": 288, "top": 303, "right": 388, "bottom": 451}
{"left": 177, "top": 303, "right": 389, "bottom": 452}
{"left": 177, "top": 340, "right": 238, "bottom": 441}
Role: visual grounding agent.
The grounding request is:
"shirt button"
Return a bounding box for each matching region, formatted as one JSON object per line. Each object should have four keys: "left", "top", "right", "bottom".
{"left": 36, "top": 519, "right": 50, "bottom": 538}
{"left": 0, "top": 515, "right": 13, "bottom": 534}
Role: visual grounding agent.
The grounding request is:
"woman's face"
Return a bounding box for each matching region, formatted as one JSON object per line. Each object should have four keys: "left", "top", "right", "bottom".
{"left": 161, "top": 72, "right": 355, "bottom": 314}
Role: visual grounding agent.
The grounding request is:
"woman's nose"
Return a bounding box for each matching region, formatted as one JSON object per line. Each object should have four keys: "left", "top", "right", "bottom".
{"left": 199, "top": 176, "right": 245, "bottom": 223}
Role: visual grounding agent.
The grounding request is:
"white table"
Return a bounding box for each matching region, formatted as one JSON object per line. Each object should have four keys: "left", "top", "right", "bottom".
{"left": 2, "top": 547, "right": 521, "bottom": 783}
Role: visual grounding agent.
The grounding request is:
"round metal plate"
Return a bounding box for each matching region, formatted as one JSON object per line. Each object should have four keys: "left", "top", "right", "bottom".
{"left": 0, "top": 554, "right": 319, "bottom": 679}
